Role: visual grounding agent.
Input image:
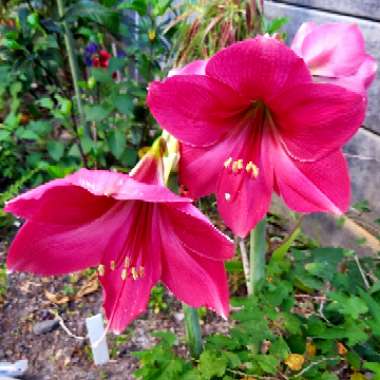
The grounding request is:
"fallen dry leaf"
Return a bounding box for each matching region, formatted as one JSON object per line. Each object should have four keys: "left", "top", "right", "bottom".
{"left": 44, "top": 273, "right": 99, "bottom": 305}
{"left": 74, "top": 273, "right": 99, "bottom": 300}
{"left": 45, "top": 290, "right": 70, "bottom": 305}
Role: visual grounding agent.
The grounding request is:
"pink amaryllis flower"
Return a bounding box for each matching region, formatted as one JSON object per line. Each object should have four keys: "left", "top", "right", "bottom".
{"left": 291, "top": 22, "right": 377, "bottom": 95}
{"left": 148, "top": 36, "right": 366, "bottom": 237}
{"left": 5, "top": 139, "right": 233, "bottom": 333}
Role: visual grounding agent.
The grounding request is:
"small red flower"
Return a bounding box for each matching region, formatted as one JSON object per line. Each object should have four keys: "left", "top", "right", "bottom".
{"left": 92, "top": 49, "right": 112, "bottom": 68}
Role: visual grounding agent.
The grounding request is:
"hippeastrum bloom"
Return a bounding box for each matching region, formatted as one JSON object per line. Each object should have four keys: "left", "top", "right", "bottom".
{"left": 148, "top": 36, "right": 366, "bottom": 237}
{"left": 5, "top": 138, "right": 233, "bottom": 333}
{"left": 291, "top": 22, "right": 377, "bottom": 95}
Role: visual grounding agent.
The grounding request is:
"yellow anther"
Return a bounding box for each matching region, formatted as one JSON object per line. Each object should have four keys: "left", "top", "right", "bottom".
{"left": 224, "top": 157, "right": 232, "bottom": 169}
{"left": 124, "top": 257, "right": 130, "bottom": 268}
{"left": 246, "top": 161, "right": 259, "bottom": 178}
{"left": 232, "top": 159, "right": 244, "bottom": 173}
{"left": 98, "top": 264, "right": 105, "bottom": 276}
{"left": 110, "top": 260, "right": 116, "bottom": 271}
{"left": 121, "top": 268, "right": 127, "bottom": 280}
{"left": 138, "top": 266, "right": 145, "bottom": 277}
{"left": 131, "top": 267, "right": 139, "bottom": 280}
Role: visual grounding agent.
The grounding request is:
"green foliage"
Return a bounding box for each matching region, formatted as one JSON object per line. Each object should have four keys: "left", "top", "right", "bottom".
{"left": 133, "top": 332, "right": 193, "bottom": 380}
{"left": 0, "top": 0, "right": 177, "bottom": 227}
{"left": 134, "top": 247, "right": 380, "bottom": 379}
{"left": 149, "top": 284, "right": 168, "bottom": 314}
{"left": 170, "top": 0, "right": 288, "bottom": 67}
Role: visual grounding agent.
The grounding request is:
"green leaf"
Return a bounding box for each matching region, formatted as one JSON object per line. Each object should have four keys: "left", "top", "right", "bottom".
{"left": 153, "top": 331, "right": 178, "bottom": 346}
{"left": 364, "top": 362, "right": 380, "bottom": 377}
{"left": 327, "top": 292, "right": 368, "bottom": 319}
{"left": 369, "top": 280, "right": 380, "bottom": 294}
{"left": 198, "top": 351, "right": 227, "bottom": 379}
{"left": 320, "top": 372, "right": 339, "bottom": 380}
{"left": 15, "top": 128, "right": 39, "bottom": 140}
{"left": 264, "top": 17, "right": 289, "bottom": 34}
{"left": 114, "top": 95, "right": 133, "bottom": 115}
{"left": 0, "top": 130, "right": 11, "bottom": 141}
{"left": 47, "top": 141, "right": 65, "bottom": 161}
{"left": 271, "top": 224, "right": 301, "bottom": 261}
{"left": 64, "top": 0, "right": 119, "bottom": 28}
{"left": 118, "top": 0, "right": 148, "bottom": 15}
{"left": 80, "top": 135, "right": 95, "bottom": 154}
{"left": 90, "top": 68, "right": 113, "bottom": 83}
{"left": 38, "top": 97, "right": 54, "bottom": 110}
{"left": 254, "top": 354, "right": 278, "bottom": 375}
{"left": 84, "top": 104, "right": 112, "bottom": 122}
{"left": 270, "top": 338, "right": 290, "bottom": 360}
{"left": 108, "top": 57, "right": 126, "bottom": 72}
{"left": 28, "top": 120, "right": 52, "bottom": 136}
{"left": 153, "top": 0, "right": 171, "bottom": 16}
{"left": 108, "top": 128, "right": 126, "bottom": 159}
{"left": 347, "top": 350, "right": 361, "bottom": 370}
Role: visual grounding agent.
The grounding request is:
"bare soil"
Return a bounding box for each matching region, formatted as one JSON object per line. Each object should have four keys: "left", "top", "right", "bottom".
{"left": 0, "top": 240, "right": 230, "bottom": 380}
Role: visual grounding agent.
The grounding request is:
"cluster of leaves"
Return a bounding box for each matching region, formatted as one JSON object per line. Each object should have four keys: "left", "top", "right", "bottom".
{"left": 169, "top": 0, "right": 287, "bottom": 66}
{"left": 0, "top": 0, "right": 178, "bottom": 225}
{"left": 134, "top": 247, "right": 380, "bottom": 380}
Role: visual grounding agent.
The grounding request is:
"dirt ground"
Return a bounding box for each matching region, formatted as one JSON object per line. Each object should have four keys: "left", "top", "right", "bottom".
{"left": 0, "top": 239, "right": 231, "bottom": 380}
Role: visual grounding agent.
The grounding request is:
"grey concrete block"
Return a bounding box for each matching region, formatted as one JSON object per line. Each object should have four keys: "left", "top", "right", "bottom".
{"left": 273, "top": 0, "right": 380, "bottom": 21}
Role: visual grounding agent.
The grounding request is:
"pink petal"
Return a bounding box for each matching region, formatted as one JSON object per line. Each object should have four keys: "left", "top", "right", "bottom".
{"left": 317, "top": 55, "right": 378, "bottom": 95}
{"left": 159, "top": 214, "right": 230, "bottom": 318}
{"left": 179, "top": 128, "right": 249, "bottom": 199}
{"left": 291, "top": 22, "right": 317, "bottom": 56}
{"left": 273, "top": 146, "right": 350, "bottom": 213}
{"left": 162, "top": 203, "right": 234, "bottom": 261}
{"left": 101, "top": 264, "right": 158, "bottom": 333}
{"left": 5, "top": 179, "right": 116, "bottom": 224}
{"left": 300, "top": 23, "right": 367, "bottom": 77}
{"left": 129, "top": 153, "right": 164, "bottom": 186}
{"left": 358, "top": 56, "right": 378, "bottom": 89}
{"left": 206, "top": 36, "right": 311, "bottom": 102}
{"left": 216, "top": 126, "right": 274, "bottom": 237}
{"left": 168, "top": 59, "right": 208, "bottom": 76}
{"left": 69, "top": 169, "right": 191, "bottom": 203}
{"left": 100, "top": 205, "right": 161, "bottom": 332}
{"left": 148, "top": 75, "right": 249, "bottom": 146}
{"left": 271, "top": 83, "right": 365, "bottom": 162}
{"left": 7, "top": 201, "right": 131, "bottom": 275}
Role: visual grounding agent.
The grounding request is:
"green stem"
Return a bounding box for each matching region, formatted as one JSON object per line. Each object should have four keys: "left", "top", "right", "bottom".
{"left": 183, "top": 305, "right": 203, "bottom": 358}
{"left": 249, "top": 219, "right": 266, "bottom": 296}
{"left": 56, "top": 0, "right": 85, "bottom": 127}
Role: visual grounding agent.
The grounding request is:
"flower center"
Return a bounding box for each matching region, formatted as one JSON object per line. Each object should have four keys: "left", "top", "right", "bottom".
{"left": 96, "top": 202, "right": 152, "bottom": 281}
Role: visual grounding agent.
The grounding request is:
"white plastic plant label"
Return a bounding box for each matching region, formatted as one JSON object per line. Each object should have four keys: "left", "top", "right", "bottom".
{"left": 85, "top": 314, "right": 110, "bottom": 365}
